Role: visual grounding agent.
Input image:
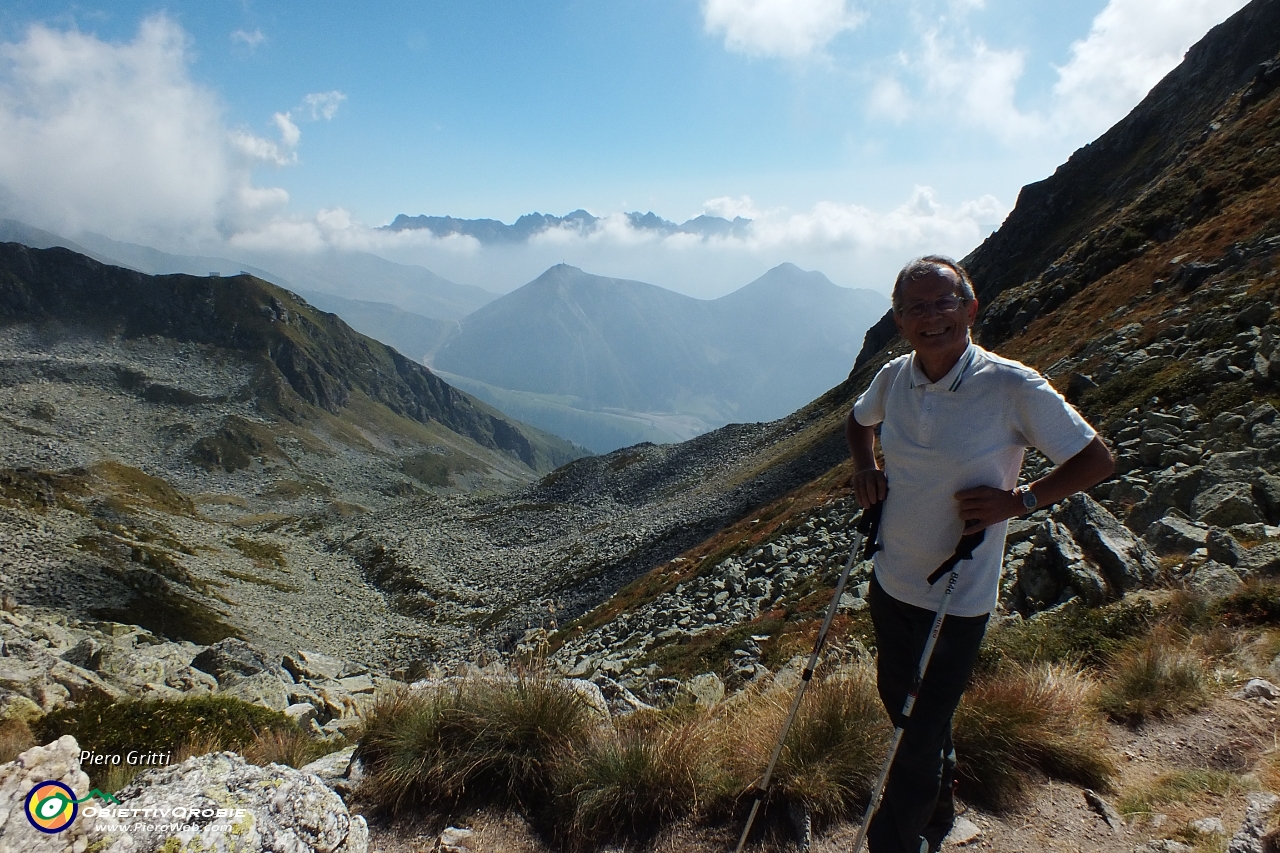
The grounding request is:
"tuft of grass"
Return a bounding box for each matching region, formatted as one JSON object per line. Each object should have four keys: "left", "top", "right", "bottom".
{"left": 1094, "top": 632, "right": 1208, "bottom": 724}
{"left": 953, "top": 663, "right": 1115, "bottom": 811}
{"left": 554, "top": 720, "right": 724, "bottom": 849}
{"left": 243, "top": 727, "right": 335, "bottom": 769}
{"left": 356, "top": 676, "right": 598, "bottom": 815}
{"left": 1117, "top": 769, "right": 1251, "bottom": 816}
{"left": 719, "top": 665, "right": 889, "bottom": 820}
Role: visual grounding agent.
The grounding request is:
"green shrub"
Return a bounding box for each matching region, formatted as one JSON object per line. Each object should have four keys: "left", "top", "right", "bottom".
{"left": 35, "top": 696, "right": 299, "bottom": 764}
{"left": 978, "top": 597, "right": 1158, "bottom": 671}
{"left": 1094, "top": 633, "right": 1207, "bottom": 724}
{"left": 953, "top": 663, "right": 1114, "bottom": 811}
{"left": 1218, "top": 580, "right": 1280, "bottom": 626}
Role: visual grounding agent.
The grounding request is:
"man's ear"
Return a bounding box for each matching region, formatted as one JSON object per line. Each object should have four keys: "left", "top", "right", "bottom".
{"left": 893, "top": 310, "right": 904, "bottom": 335}
{"left": 966, "top": 298, "right": 980, "bottom": 324}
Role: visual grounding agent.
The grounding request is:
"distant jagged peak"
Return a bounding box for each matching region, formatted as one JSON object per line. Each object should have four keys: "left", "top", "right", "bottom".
{"left": 382, "top": 209, "right": 753, "bottom": 244}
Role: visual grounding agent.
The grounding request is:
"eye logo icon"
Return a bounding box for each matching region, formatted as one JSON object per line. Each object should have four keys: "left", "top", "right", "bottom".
{"left": 25, "top": 781, "right": 78, "bottom": 833}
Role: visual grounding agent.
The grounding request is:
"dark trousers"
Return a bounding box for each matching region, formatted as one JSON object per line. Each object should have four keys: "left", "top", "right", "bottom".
{"left": 866, "top": 574, "right": 988, "bottom": 853}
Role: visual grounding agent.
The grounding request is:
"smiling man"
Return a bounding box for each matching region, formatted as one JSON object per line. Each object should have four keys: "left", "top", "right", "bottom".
{"left": 845, "top": 255, "right": 1113, "bottom": 853}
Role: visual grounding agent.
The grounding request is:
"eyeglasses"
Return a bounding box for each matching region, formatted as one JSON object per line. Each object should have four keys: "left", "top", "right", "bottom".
{"left": 898, "top": 294, "right": 967, "bottom": 319}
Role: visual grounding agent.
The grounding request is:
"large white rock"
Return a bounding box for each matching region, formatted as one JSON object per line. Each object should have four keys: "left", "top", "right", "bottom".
{"left": 0, "top": 735, "right": 97, "bottom": 853}
{"left": 86, "top": 751, "right": 368, "bottom": 853}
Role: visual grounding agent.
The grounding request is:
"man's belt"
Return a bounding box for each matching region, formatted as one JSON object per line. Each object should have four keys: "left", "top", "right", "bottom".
{"left": 926, "top": 528, "right": 986, "bottom": 585}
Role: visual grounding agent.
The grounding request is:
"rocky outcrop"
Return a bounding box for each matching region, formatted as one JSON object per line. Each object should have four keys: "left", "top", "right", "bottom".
{"left": 0, "top": 242, "right": 582, "bottom": 473}
{"left": 0, "top": 736, "right": 95, "bottom": 853}
{"left": 81, "top": 747, "right": 368, "bottom": 853}
{"left": 0, "top": 606, "right": 383, "bottom": 736}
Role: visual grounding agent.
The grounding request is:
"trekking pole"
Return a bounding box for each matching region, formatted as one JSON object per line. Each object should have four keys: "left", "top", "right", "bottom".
{"left": 849, "top": 528, "right": 986, "bottom": 853}
{"left": 732, "top": 499, "right": 883, "bottom": 853}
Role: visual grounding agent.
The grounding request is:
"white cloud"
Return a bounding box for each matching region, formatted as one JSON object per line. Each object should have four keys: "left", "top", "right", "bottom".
{"left": 0, "top": 16, "right": 238, "bottom": 243}
{"left": 702, "top": 195, "right": 760, "bottom": 219}
{"left": 871, "top": 31, "right": 1044, "bottom": 144}
{"left": 302, "top": 90, "right": 346, "bottom": 120}
{"left": 1052, "top": 0, "right": 1250, "bottom": 138}
{"left": 703, "top": 0, "right": 864, "bottom": 59}
{"left": 0, "top": 15, "right": 339, "bottom": 248}
{"left": 869, "top": 0, "right": 1249, "bottom": 147}
{"left": 230, "top": 29, "right": 265, "bottom": 50}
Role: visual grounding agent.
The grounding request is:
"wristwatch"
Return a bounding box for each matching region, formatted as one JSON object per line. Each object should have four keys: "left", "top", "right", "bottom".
{"left": 1014, "top": 485, "right": 1038, "bottom": 513}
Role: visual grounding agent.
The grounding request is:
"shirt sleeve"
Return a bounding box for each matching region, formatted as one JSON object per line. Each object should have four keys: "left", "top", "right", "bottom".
{"left": 852, "top": 362, "right": 893, "bottom": 427}
{"left": 1011, "top": 370, "right": 1097, "bottom": 465}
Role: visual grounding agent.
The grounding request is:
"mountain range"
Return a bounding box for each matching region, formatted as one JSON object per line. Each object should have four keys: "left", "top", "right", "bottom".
{"left": 0, "top": 218, "right": 887, "bottom": 453}
{"left": 430, "top": 262, "right": 886, "bottom": 450}
{"left": 384, "top": 209, "right": 753, "bottom": 244}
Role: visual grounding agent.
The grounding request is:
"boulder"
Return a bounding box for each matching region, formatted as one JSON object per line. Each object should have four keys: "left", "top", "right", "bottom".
{"left": 0, "top": 735, "right": 98, "bottom": 853}
{"left": 283, "top": 650, "right": 347, "bottom": 683}
{"left": 191, "top": 638, "right": 283, "bottom": 685}
{"left": 1240, "top": 543, "right": 1280, "bottom": 574}
{"left": 1055, "top": 494, "right": 1158, "bottom": 591}
{"left": 299, "top": 745, "right": 356, "bottom": 793}
{"left": 285, "top": 702, "right": 320, "bottom": 726}
{"left": 1187, "top": 562, "right": 1244, "bottom": 598}
{"left": 1226, "top": 791, "right": 1279, "bottom": 853}
{"left": 590, "top": 674, "right": 656, "bottom": 716}
{"left": 218, "top": 672, "right": 290, "bottom": 711}
{"left": 681, "top": 673, "right": 725, "bottom": 707}
{"left": 87, "top": 750, "right": 368, "bottom": 853}
{"left": 1128, "top": 466, "right": 1204, "bottom": 532}
{"left": 1255, "top": 474, "right": 1280, "bottom": 525}
{"left": 1143, "top": 515, "right": 1209, "bottom": 555}
{"left": 1193, "top": 483, "right": 1264, "bottom": 527}
{"left": 1206, "top": 529, "right": 1244, "bottom": 567}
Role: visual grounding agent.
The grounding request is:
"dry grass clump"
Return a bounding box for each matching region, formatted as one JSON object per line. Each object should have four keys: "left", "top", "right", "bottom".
{"left": 953, "top": 662, "right": 1115, "bottom": 810}
{"left": 243, "top": 727, "right": 337, "bottom": 769}
{"left": 554, "top": 718, "right": 725, "bottom": 849}
{"left": 718, "top": 664, "right": 890, "bottom": 820}
{"left": 1095, "top": 631, "right": 1208, "bottom": 724}
{"left": 356, "top": 675, "right": 598, "bottom": 815}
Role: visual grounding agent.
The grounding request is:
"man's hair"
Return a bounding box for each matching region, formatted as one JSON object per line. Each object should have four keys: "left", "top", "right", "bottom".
{"left": 892, "top": 255, "right": 976, "bottom": 314}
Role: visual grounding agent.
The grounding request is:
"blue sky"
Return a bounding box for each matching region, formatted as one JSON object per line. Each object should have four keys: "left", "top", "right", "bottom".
{"left": 0, "top": 0, "right": 1251, "bottom": 297}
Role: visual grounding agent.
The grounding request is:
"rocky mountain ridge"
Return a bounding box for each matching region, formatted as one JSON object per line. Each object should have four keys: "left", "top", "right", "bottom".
{"left": 431, "top": 262, "right": 887, "bottom": 452}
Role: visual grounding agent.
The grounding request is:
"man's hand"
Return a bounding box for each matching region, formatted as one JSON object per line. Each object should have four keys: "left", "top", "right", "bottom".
{"left": 852, "top": 468, "right": 887, "bottom": 509}
{"left": 954, "top": 485, "right": 1020, "bottom": 531}
{"left": 954, "top": 437, "right": 1115, "bottom": 531}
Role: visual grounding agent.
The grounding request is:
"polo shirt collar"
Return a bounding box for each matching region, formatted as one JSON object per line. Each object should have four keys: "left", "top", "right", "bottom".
{"left": 909, "top": 341, "right": 977, "bottom": 391}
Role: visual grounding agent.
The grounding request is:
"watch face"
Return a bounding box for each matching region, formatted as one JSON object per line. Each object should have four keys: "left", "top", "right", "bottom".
{"left": 1022, "top": 489, "right": 1037, "bottom": 510}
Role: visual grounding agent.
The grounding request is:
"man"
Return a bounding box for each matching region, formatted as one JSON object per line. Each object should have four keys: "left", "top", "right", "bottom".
{"left": 846, "top": 256, "right": 1113, "bottom": 853}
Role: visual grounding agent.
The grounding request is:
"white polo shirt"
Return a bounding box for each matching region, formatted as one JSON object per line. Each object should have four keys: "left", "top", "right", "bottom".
{"left": 852, "top": 341, "right": 1096, "bottom": 616}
